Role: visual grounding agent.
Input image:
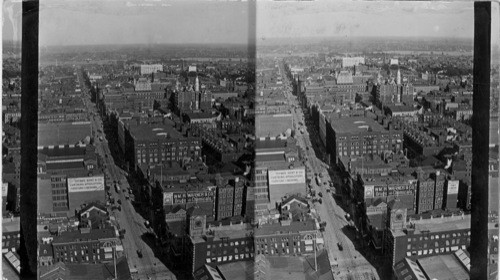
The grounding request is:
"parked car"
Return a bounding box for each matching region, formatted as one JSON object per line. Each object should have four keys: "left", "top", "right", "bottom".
{"left": 137, "top": 250, "right": 143, "bottom": 258}
{"left": 337, "top": 242, "right": 343, "bottom": 251}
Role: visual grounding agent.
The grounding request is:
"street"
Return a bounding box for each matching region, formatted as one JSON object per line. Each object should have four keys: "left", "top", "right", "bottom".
{"left": 278, "top": 62, "right": 379, "bottom": 280}
{"left": 77, "top": 69, "right": 176, "bottom": 280}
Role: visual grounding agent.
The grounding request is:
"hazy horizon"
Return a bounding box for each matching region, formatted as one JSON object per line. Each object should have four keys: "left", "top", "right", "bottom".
{"left": 3, "top": 0, "right": 476, "bottom": 47}
{"left": 257, "top": 1, "right": 474, "bottom": 42}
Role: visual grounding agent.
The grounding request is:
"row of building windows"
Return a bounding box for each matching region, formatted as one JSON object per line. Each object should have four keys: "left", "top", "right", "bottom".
{"left": 255, "top": 236, "right": 302, "bottom": 243}
{"left": 407, "top": 232, "right": 470, "bottom": 243}
{"left": 339, "top": 149, "right": 393, "bottom": 156}
{"left": 206, "top": 246, "right": 250, "bottom": 257}
{"left": 53, "top": 195, "right": 67, "bottom": 201}
{"left": 217, "top": 206, "right": 233, "bottom": 212}
{"left": 207, "top": 241, "right": 248, "bottom": 248}
{"left": 406, "top": 245, "right": 467, "bottom": 257}
{"left": 52, "top": 189, "right": 67, "bottom": 195}
{"left": 52, "top": 202, "right": 67, "bottom": 208}
{"left": 408, "top": 238, "right": 469, "bottom": 250}
{"left": 255, "top": 175, "right": 267, "bottom": 181}
{"left": 205, "top": 253, "right": 252, "bottom": 264}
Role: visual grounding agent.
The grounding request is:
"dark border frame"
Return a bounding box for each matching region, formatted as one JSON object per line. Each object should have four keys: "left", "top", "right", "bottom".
{"left": 17, "top": 1, "right": 494, "bottom": 279}
{"left": 471, "top": 2, "right": 491, "bottom": 280}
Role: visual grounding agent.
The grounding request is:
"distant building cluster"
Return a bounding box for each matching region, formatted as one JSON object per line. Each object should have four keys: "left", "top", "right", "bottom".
{"left": 288, "top": 49, "right": 497, "bottom": 279}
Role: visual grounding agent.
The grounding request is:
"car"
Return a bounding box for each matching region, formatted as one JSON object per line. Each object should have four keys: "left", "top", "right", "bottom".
{"left": 137, "top": 249, "right": 143, "bottom": 258}
{"left": 337, "top": 243, "right": 343, "bottom": 251}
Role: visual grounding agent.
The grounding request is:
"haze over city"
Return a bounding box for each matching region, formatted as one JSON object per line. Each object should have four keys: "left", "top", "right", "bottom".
{"left": 257, "top": 1, "right": 473, "bottom": 41}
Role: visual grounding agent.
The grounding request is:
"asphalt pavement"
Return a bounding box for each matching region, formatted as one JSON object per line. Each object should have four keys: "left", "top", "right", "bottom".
{"left": 77, "top": 69, "right": 176, "bottom": 280}
{"left": 277, "top": 62, "right": 379, "bottom": 280}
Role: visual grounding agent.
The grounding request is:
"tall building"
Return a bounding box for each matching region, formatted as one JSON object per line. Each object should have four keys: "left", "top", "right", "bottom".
{"left": 254, "top": 219, "right": 318, "bottom": 256}
{"left": 37, "top": 144, "right": 104, "bottom": 216}
{"left": 186, "top": 218, "right": 254, "bottom": 275}
{"left": 140, "top": 64, "right": 163, "bottom": 75}
{"left": 444, "top": 179, "right": 459, "bottom": 210}
{"left": 254, "top": 138, "right": 305, "bottom": 217}
{"left": 174, "top": 90, "right": 213, "bottom": 114}
{"left": 215, "top": 176, "right": 246, "bottom": 221}
{"left": 326, "top": 116, "right": 404, "bottom": 164}
{"left": 195, "top": 76, "right": 200, "bottom": 92}
{"left": 384, "top": 212, "right": 472, "bottom": 266}
{"left": 341, "top": 57, "right": 365, "bottom": 68}
{"left": 50, "top": 227, "right": 120, "bottom": 263}
{"left": 124, "top": 119, "right": 202, "bottom": 170}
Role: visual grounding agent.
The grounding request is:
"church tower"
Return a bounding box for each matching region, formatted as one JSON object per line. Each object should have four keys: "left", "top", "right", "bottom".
{"left": 188, "top": 206, "right": 206, "bottom": 237}
{"left": 388, "top": 199, "right": 407, "bottom": 231}
{"left": 195, "top": 76, "right": 200, "bottom": 92}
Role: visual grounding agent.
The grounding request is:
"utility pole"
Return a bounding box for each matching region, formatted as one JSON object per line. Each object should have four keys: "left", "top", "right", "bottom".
{"left": 314, "top": 236, "right": 317, "bottom": 272}
{"left": 113, "top": 245, "right": 117, "bottom": 280}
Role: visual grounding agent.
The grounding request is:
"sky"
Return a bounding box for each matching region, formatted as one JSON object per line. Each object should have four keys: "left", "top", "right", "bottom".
{"left": 37, "top": 0, "right": 253, "bottom": 46}
{"left": 257, "top": 1, "right": 474, "bottom": 41}
{"left": 2, "top": 1, "right": 22, "bottom": 44}
{"left": 0, "top": 0, "right": 485, "bottom": 47}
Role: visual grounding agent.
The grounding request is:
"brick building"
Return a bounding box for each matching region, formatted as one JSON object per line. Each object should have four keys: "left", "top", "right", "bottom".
{"left": 326, "top": 116, "right": 403, "bottom": 164}
{"left": 50, "top": 227, "right": 121, "bottom": 264}
{"left": 384, "top": 212, "right": 472, "bottom": 266}
{"left": 215, "top": 176, "right": 246, "bottom": 221}
{"left": 254, "top": 219, "right": 319, "bottom": 256}
{"left": 124, "top": 119, "right": 202, "bottom": 170}
{"left": 186, "top": 213, "right": 254, "bottom": 274}
{"left": 37, "top": 144, "right": 104, "bottom": 216}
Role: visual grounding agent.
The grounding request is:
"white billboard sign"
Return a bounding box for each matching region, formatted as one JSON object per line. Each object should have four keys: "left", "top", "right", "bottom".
{"left": 67, "top": 176, "right": 105, "bottom": 193}
{"left": 447, "top": 180, "right": 459, "bottom": 195}
{"left": 364, "top": 185, "right": 374, "bottom": 199}
{"left": 2, "top": 183, "right": 8, "bottom": 197}
{"left": 268, "top": 169, "right": 306, "bottom": 185}
{"left": 163, "top": 192, "right": 173, "bottom": 206}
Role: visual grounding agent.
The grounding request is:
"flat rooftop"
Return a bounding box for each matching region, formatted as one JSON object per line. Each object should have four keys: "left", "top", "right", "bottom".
{"left": 192, "top": 224, "right": 253, "bottom": 243}
{"left": 394, "top": 214, "right": 471, "bottom": 237}
{"left": 217, "top": 261, "right": 255, "bottom": 280}
{"left": 38, "top": 122, "right": 92, "bottom": 147}
{"left": 418, "top": 254, "right": 469, "bottom": 280}
{"left": 128, "top": 121, "right": 183, "bottom": 141}
{"left": 255, "top": 114, "right": 293, "bottom": 138}
{"left": 329, "top": 116, "right": 388, "bottom": 135}
{"left": 255, "top": 220, "right": 316, "bottom": 237}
